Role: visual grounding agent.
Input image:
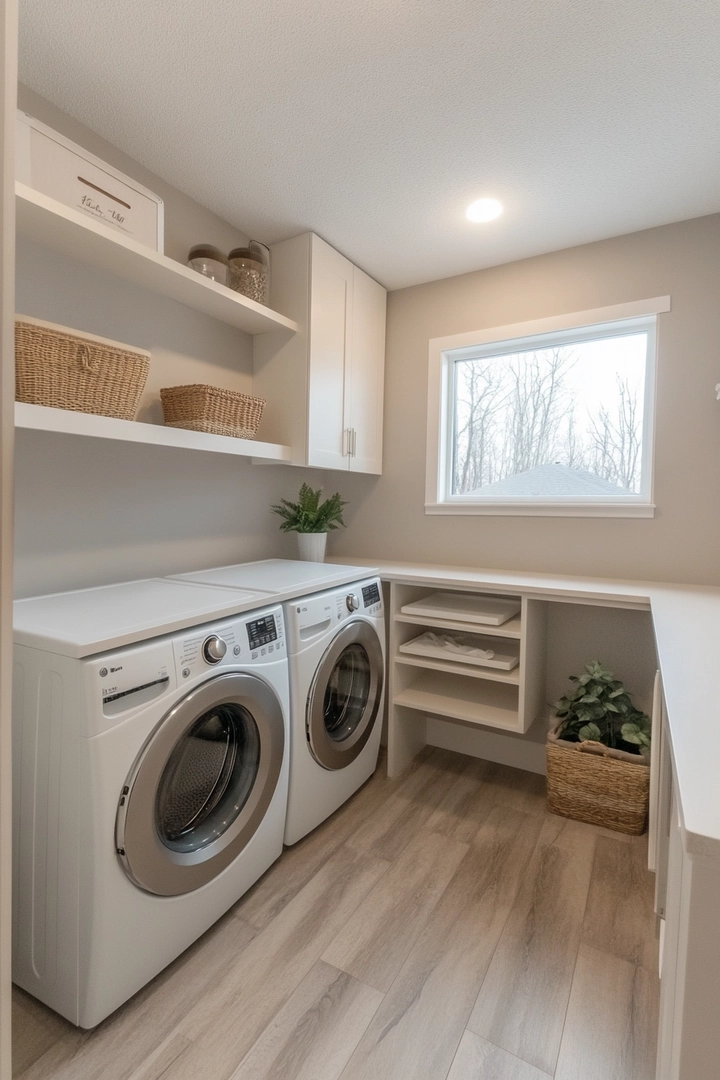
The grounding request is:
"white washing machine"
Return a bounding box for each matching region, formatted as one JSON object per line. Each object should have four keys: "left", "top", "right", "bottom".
{"left": 12, "top": 578, "right": 289, "bottom": 1028}
{"left": 170, "top": 562, "right": 386, "bottom": 844}
{"left": 285, "top": 578, "right": 385, "bottom": 844}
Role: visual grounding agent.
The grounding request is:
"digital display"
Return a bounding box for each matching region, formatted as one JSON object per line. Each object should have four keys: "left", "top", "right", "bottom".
{"left": 247, "top": 614, "right": 278, "bottom": 649}
{"left": 362, "top": 583, "right": 381, "bottom": 607}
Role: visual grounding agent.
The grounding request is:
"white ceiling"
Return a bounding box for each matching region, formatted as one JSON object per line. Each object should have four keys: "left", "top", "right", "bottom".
{"left": 17, "top": 0, "right": 720, "bottom": 290}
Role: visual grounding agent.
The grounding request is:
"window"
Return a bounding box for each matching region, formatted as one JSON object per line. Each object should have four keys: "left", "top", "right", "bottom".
{"left": 426, "top": 297, "right": 670, "bottom": 517}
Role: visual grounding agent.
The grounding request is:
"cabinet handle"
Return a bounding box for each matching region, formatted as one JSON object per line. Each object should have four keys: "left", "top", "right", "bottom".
{"left": 342, "top": 428, "right": 349, "bottom": 456}
{"left": 351, "top": 428, "right": 357, "bottom": 457}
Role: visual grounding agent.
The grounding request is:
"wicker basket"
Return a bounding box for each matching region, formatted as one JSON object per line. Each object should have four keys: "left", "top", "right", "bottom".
{"left": 160, "top": 384, "right": 266, "bottom": 439}
{"left": 546, "top": 723, "right": 650, "bottom": 835}
{"left": 15, "top": 317, "right": 150, "bottom": 421}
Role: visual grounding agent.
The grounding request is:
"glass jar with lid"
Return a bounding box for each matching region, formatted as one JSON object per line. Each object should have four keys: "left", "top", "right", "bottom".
{"left": 228, "top": 242, "right": 270, "bottom": 306}
{"left": 187, "top": 244, "right": 229, "bottom": 285}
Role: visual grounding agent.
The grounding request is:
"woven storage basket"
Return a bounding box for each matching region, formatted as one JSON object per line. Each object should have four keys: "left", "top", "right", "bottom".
{"left": 160, "top": 384, "right": 265, "bottom": 439}
{"left": 15, "top": 317, "right": 150, "bottom": 420}
{"left": 546, "top": 723, "right": 650, "bottom": 835}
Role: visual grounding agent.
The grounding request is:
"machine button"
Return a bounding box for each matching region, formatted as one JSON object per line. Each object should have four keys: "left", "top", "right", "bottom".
{"left": 346, "top": 593, "right": 360, "bottom": 612}
{"left": 233, "top": 644, "right": 241, "bottom": 656}
{"left": 202, "top": 635, "right": 227, "bottom": 665}
{"left": 182, "top": 667, "right": 191, "bottom": 678}
{"left": 99, "top": 667, "right": 108, "bottom": 677}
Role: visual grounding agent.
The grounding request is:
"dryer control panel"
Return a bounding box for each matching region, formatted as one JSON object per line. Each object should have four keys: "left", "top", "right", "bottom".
{"left": 287, "top": 577, "right": 384, "bottom": 643}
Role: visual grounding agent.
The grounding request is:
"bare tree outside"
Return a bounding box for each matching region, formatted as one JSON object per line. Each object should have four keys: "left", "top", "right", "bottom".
{"left": 452, "top": 334, "right": 646, "bottom": 496}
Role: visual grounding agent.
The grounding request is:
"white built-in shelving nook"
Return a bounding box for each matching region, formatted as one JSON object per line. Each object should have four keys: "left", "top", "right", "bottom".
{"left": 14, "top": 183, "right": 298, "bottom": 462}
{"left": 387, "top": 583, "right": 548, "bottom": 776}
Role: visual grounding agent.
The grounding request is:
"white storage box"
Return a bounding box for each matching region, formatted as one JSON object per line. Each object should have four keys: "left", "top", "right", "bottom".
{"left": 16, "top": 111, "right": 164, "bottom": 252}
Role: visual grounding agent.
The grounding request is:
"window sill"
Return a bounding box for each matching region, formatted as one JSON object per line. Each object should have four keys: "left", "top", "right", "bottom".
{"left": 425, "top": 501, "right": 656, "bottom": 518}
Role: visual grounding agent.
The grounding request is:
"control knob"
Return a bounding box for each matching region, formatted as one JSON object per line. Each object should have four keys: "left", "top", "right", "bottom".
{"left": 203, "top": 635, "right": 227, "bottom": 664}
{"left": 346, "top": 592, "right": 360, "bottom": 612}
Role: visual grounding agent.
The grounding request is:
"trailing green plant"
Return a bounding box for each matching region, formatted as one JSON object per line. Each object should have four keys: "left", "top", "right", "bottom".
{"left": 271, "top": 483, "right": 347, "bottom": 534}
{"left": 554, "top": 660, "right": 651, "bottom": 756}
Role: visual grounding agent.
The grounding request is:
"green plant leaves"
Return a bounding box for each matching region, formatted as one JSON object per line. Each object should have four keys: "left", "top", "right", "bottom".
{"left": 554, "top": 660, "right": 651, "bottom": 754}
{"left": 578, "top": 722, "right": 602, "bottom": 741}
{"left": 271, "top": 483, "right": 347, "bottom": 533}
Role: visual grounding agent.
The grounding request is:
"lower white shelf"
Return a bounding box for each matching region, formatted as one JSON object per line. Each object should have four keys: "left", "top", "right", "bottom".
{"left": 394, "top": 670, "right": 520, "bottom": 731}
{"left": 15, "top": 402, "right": 293, "bottom": 462}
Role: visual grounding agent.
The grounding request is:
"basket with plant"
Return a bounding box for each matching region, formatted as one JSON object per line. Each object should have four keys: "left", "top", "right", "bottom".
{"left": 547, "top": 660, "right": 651, "bottom": 835}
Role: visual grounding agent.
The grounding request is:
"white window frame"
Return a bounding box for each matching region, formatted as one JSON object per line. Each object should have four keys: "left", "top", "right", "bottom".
{"left": 426, "top": 296, "right": 670, "bottom": 517}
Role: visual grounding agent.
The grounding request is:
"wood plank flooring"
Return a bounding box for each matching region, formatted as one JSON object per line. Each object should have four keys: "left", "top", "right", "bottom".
{"left": 12, "top": 748, "right": 660, "bottom": 1080}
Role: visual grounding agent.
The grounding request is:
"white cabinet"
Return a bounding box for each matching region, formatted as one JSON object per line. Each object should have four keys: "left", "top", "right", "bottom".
{"left": 653, "top": 682, "right": 720, "bottom": 1080}
{"left": 253, "top": 232, "right": 386, "bottom": 474}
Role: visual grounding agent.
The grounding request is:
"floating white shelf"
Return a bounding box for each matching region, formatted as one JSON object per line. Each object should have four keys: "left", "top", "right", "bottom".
{"left": 15, "top": 184, "right": 298, "bottom": 337}
{"left": 15, "top": 402, "right": 293, "bottom": 462}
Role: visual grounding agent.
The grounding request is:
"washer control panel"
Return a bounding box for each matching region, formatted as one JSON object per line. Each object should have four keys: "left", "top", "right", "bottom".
{"left": 173, "top": 605, "right": 286, "bottom": 682}
{"left": 247, "top": 612, "right": 279, "bottom": 650}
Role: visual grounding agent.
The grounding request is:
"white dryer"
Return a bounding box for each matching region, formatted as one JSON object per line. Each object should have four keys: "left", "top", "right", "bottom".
{"left": 283, "top": 578, "right": 385, "bottom": 844}
{"left": 12, "top": 578, "right": 289, "bottom": 1028}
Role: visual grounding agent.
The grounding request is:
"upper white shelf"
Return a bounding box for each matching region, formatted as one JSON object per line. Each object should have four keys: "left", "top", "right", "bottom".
{"left": 15, "top": 183, "right": 298, "bottom": 337}
{"left": 15, "top": 402, "right": 293, "bottom": 463}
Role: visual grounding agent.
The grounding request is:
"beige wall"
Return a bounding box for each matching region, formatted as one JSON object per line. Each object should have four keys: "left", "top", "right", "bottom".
{"left": 334, "top": 215, "right": 720, "bottom": 586}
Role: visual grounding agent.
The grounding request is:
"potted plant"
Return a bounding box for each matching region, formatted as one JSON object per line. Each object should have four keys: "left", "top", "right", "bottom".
{"left": 546, "top": 660, "right": 652, "bottom": 835}
{"left": 271, "top": 483, "right": 346, "bottom": 562}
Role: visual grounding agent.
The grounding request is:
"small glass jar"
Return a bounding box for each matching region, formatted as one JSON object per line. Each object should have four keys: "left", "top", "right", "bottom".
{"left": 187, "top": 244, "right": 228, "bottom": 285}
{"left": 248, "top": 240, "right": 270, "bottom": 305}
{"left": 228, "top": 244, "right": 269, "bottom": 306}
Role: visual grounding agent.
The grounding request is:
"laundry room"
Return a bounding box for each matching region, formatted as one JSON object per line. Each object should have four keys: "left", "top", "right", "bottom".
{"left": 2, "top": 4, "right": 720, "bottom": 1080}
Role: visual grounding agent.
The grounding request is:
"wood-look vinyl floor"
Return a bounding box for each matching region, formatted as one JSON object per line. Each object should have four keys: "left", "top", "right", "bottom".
{"left": 12, "top": 748, "right": 660, "bottom": 1080}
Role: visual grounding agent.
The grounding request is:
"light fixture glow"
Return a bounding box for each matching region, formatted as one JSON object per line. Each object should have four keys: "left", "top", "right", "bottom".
{"left": 466, "top": 198, "right": 503, "bottom": 223}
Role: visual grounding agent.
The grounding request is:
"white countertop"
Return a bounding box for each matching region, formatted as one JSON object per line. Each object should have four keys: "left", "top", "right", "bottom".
{"left": 14, "top": 561, "right": 379, "bottom": 658}
{"left": 328, "top": 557, "right": 720, "bottom": 859}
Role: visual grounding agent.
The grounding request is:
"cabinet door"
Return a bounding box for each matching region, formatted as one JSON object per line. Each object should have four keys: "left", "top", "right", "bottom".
{"left": 307, "top": 237, "right": 352, "bottom": 470}
{"left": 346, "top": 266, "right": 386, "bottom": 474}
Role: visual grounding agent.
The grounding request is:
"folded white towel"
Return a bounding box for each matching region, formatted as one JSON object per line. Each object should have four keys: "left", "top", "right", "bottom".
{"left": 413, "top": 631, "right": 495, "bottom": 660}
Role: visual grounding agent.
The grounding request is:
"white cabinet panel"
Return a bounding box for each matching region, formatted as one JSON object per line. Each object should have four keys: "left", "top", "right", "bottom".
{"left": 347, "top": 265, "right": 386, "bottom": 474}
{"left": 253, "top": 232, "right": 385, "bottom": 474}
{"left": 307, "top": 239, "right": 352, "bottom": 470}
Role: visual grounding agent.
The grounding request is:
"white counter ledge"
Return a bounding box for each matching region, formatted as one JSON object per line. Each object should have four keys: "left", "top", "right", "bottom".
{"left": 328, "top": 556, "right": 720, "bottom": 858}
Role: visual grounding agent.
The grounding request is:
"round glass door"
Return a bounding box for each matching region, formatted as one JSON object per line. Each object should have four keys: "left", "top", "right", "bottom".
{"left": 323, "top": 644, "right": 372, "bottom": 744}
{"left": 156, "top": 703, "right": 260, "bottom": 853}
{"left": 116, "top": 673, "right": 285, "bottom": 896}
{"left": 307, "top": 621, "right": 384, "bottom": 770}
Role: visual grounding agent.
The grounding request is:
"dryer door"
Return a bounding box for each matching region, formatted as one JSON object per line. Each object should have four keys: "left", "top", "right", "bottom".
{"left": 306, "top": 620, "right": 384, "bottom": 770}
{"left": 116, "top": 672, "right": 285, "bottom": 896}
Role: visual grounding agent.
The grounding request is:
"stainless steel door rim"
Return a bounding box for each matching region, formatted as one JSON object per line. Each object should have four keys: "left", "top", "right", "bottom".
{"left": 116, "top": 672, "right": 285, "bottom": 896}
{"left": 306, "top": 619, "right": 384, "bottom": 771}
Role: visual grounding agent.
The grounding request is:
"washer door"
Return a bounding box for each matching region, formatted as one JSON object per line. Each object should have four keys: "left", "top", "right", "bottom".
{"left": 306, "top": 620, "right": 384, "bottom": 771}
{"left": 116, "top": 672, "right": 285, "bottom": 896}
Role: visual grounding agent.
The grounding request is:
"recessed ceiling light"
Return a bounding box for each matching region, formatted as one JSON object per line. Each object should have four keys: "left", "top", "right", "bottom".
{"left": 466, "top": 198, "right": 503, "bottom": 223}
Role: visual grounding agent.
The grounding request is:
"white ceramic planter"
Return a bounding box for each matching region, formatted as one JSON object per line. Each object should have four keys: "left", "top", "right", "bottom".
{"left": 296, "top": 532, "right": 327, "bottom": 562}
